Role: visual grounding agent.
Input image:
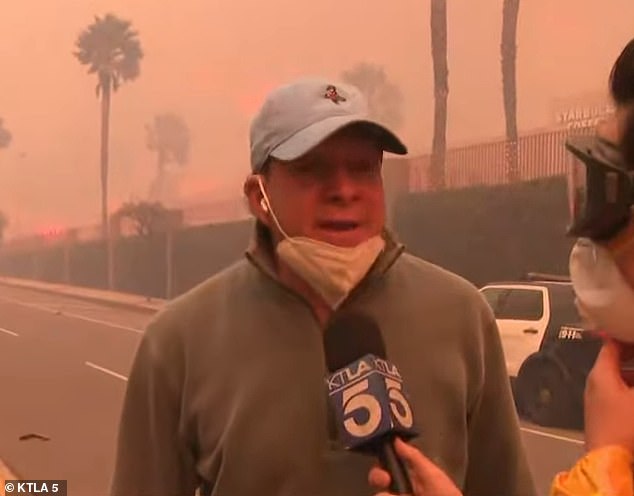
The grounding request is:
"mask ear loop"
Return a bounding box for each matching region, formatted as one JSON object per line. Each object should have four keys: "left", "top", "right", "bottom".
{"left": 257, "top": 174, "right": 347, "bottom": 307}
{"left": 257, "top": 174, "right": 326, "bottom": 277}
{"left": 257, "top": 175, "right": 291, "bottom": 239}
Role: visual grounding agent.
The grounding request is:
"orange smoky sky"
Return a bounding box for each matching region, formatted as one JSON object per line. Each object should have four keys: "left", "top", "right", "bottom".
{"left": 0, "top": 0, "right": 633, "bottom": 236}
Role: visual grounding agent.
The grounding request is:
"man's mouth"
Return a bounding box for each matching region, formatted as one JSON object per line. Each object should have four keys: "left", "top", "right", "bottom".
{"left": 318, "top": 220, "right": 360, "bottom": 231}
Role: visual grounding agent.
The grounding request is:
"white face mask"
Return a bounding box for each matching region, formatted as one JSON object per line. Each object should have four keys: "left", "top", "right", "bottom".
{"left": 257, "top": 176, "right": 385, "bottom": 309}
{"left": 569, "top": 238, "right": 634, "bottom": 343}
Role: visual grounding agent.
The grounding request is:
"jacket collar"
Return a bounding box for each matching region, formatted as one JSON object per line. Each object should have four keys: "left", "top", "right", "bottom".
{"left": 244, "top": 221, "right": 405, "bottom": 284}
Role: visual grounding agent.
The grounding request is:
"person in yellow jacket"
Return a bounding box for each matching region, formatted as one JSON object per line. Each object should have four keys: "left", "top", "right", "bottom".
{"left": 555, "top": 36, "right": 634, "bottom": 494}
{"left": 554, "top": 114, "right": 634, "bottom": 494}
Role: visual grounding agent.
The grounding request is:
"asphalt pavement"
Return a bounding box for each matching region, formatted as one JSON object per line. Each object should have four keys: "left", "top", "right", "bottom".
{"left": 0, "top": 283, "right": 585, "bottom": 496}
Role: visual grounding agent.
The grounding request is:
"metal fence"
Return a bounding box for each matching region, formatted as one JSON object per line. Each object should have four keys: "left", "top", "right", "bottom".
{"left": 409, "top": 126, "right": 595, "bottom": 192}
{"left": 2, "top": 125, "right": 595, "bottom": 252}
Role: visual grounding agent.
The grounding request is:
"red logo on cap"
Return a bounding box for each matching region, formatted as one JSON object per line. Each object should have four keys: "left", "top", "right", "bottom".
{"left": 325, "top": 85, "right": 346, "bottom": 104}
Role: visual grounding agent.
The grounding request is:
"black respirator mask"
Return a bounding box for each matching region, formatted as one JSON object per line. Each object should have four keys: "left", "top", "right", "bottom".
{"left": 565, "top": 134, "right": 634, "bottom": 241}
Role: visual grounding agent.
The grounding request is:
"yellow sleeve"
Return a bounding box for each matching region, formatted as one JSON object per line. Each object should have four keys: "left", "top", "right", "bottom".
{"left": 550, "top": 445, "right": 633, "bottom": 496}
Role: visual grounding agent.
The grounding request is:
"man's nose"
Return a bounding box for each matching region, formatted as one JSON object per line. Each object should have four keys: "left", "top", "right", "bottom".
{"left": 323, "top": 167, "right": 360, "bottom": 203}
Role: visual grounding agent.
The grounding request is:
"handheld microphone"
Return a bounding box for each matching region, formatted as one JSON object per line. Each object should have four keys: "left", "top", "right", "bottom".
{"left": 323, "top": 312, "right": 418, "bottom": 495}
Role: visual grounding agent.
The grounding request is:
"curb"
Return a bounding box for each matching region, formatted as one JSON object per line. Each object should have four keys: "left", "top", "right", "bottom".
{"left": 0, "top": 459, "right": 18, "bottom": 496}
{"left": 0, "top": 278, "right": 165, "bottom": 315}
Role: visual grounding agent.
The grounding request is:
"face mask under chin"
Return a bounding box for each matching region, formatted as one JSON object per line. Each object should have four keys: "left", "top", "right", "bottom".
{"left": 276, "top": 235, "right": 385, "bottom": 309}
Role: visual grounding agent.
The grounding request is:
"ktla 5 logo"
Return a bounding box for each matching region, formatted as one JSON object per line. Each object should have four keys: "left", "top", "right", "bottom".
{"left": 327, "top": 354, "right": 416, "bottom": 444}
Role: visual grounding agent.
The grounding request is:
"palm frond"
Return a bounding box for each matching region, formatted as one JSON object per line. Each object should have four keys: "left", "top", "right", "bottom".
{"left": 74, "top": 12, "right": 143, "bottom": 92}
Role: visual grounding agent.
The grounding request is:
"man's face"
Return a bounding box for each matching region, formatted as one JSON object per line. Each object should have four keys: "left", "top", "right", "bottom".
{"left": 261, "top": 128, "right": 385, "bottom": 247}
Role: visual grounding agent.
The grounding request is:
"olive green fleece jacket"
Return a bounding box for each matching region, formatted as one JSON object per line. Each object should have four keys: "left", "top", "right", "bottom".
{"left": 110, "top": 231, "right": 537, "bottom": 496}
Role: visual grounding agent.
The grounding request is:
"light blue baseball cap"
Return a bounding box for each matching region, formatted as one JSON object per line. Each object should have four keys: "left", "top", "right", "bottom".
{"left": 249, "top": 77, "right": 408, "bottom": 172}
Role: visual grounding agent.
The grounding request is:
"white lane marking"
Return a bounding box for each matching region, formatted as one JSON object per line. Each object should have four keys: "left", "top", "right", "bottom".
{"left": 60, "top": 313, "right": 143, "bottom": 334}
{"left": 0, "top": 326, "right": 19, "bottom": 337}
{"left": 520, "top": 427, "right": 585, "bottom": 446}
{"left": 85, "top": 361, "right": 128, "bottom": 382}
{"left": 0, "top": 296, "right": 143, "bottom": 334}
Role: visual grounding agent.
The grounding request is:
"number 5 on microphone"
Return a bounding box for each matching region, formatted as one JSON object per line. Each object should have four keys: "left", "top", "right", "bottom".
{"left": 385, "top": 377, "right": 414, "bottom": 429}
{"left": 342, "top": 379, "right": 383, "bottom": 437}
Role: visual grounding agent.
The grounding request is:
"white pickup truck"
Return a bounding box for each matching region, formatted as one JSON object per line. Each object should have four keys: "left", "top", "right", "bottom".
{"left": 479, "top": 275, "right": 590, "bottom": 429}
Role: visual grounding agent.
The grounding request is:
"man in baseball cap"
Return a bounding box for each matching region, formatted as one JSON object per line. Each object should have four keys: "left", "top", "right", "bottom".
{"left": 111, "top": 77, "right": 535, "bottom": 496}
{"left": 244, "top": 77, "right": 408, "bottom": 311}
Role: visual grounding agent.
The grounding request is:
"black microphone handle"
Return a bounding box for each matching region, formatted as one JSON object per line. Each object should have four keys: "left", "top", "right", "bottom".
{"left": 376, "top": 437, "right": 413, "bottom": 495}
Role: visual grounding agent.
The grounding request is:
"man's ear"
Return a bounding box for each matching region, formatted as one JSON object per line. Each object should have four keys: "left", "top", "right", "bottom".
{"left": 244, "top": 174, "right": 271, "bottom": 227}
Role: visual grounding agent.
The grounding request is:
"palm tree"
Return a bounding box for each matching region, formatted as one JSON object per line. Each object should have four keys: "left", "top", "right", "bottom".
{"left": 501, "top": 0, "right": 520, "bottom": 182}
{"left": 341, "top": 63, "right": 404, "bottom": 130}
{"left": 146, "top": 113, "right": 190, "bottom": 203}
{"left": 74, "top": 13, "right": 143, "bottom": 239}
{"left": 0, "top": 118, "right": 11, "bottom": 150}
{"left": 430, "top": 0, "right": 448, "bottom": 190}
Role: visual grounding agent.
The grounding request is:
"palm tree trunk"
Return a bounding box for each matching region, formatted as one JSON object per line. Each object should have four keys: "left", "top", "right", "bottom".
{"left": 100, "top": 84, "right": 111, "bottom": 236}
{"left": 430, "top": 0, "right": 448, "bottom": 190}
{"left": 157, "top": 150, "right": 166, "bottom": 202}
{"left": 100, "top": 78, "right": 114, "bottom": 289}
{"left": 502, "top": 0, "right": 520, "bottom": 182}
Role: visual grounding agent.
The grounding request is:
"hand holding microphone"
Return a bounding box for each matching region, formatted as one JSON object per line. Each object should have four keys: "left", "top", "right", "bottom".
{"left": 368, "top": 438, "right": 462, "bottom": 496}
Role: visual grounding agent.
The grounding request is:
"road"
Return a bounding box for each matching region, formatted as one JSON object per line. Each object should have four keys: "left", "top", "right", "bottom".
{"left": 0, "top": 284, "right": 584, "bottom": 496}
